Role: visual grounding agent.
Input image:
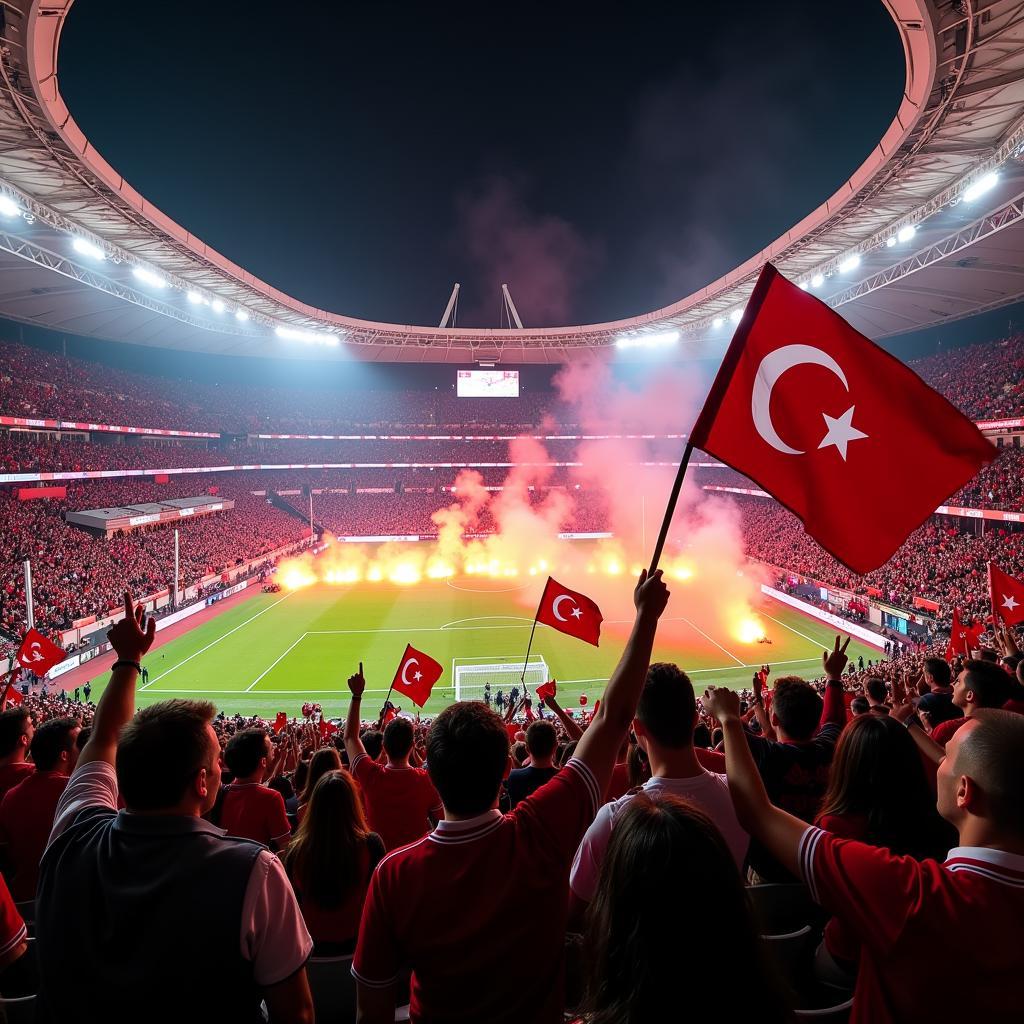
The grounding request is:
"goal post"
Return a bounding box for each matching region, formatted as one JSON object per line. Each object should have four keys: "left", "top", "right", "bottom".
{"left": 453, "top": 655, "right": 550, "bottom": 703}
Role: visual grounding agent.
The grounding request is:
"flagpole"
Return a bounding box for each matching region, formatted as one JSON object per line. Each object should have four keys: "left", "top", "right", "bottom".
{"left": 520, "top": 584, "right": 548, "bottom": 685}
{"left": 648, "top": 443, "right": 694, "bottom": 573}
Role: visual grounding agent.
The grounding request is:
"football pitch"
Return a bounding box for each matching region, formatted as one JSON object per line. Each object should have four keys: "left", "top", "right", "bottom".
{"left": 86, "top": 578, "right": 881, "bottom": 719}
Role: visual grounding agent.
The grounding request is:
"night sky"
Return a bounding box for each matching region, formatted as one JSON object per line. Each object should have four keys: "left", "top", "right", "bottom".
{"left": 58, "top": 1, "right": 906, "bottom": 331}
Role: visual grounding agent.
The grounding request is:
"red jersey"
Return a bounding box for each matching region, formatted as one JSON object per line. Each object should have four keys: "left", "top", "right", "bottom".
{"left": 0, "top": 762, "right": 33, "bottom": 803}
{"left": 800, "top": 826, "right": 1024, "bottom": 1023}
{"left": 219, "top": 783, "right": 291, "bottom": 847}
{"left": 0, "top": 770, "right": 69, "bottom": 900}
{"left": 353, "top": 758, "right": 601, "bottom": 1023}
{"left": 351, "top": 753, "right": 442, "bottom": 852}
{"left": 0, "top": 874, "right": 25, "bottom": 963}
{"left": 930, "top": 716, "right": 969, "bottom": 747}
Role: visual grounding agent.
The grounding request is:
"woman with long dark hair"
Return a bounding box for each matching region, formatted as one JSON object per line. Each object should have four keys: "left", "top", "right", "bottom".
{"left": 283, "top": 770, "right": 384, "bottom": 955}
{"left": 579, "top": 792, "right": 790, "bottom": 1024}
{"left": 296, "top": 746, "right": 342, "bottom": 823}
{"left": 814, "top": 713, "right": 955, "bottom": 982}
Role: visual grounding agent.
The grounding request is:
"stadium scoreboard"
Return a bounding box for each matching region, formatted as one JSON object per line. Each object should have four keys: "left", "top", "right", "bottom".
{"left": 457, "top": 369, "right": 519, "bottom": 398}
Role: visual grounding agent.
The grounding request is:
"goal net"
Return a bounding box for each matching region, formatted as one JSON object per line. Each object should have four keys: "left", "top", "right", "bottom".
{"left": 453, "top": 656, "right": 550, "bottom": 704}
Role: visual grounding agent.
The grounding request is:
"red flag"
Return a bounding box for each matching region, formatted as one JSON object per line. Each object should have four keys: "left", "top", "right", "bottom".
{"left": 15, "top": 628, "right": 67, "bottom": 676}
{"left": 536, "top": 577, "right": 603, "bottom": 647}
{"left": 0, "top": 677, "right": 23, "bottom": 708}
{"left": 272, "top": 712, "right": 288, "bottom": 735}
{"left": 536, "top": 680, "right": 556, "bottom": 702}
{"left": 989, "top": 562, "right": 1024, "bottom": 626}
{"left": 690, "top": 264, "right": 997, "bottom": 574}
{"left": 390, "top": 644, "right": 443, "bottom": 708}
{"left": 945, "top": 609, "right": 984, "bottom": 661}
{"left": 319, "top": 719, "right": 339, "bottom": 740}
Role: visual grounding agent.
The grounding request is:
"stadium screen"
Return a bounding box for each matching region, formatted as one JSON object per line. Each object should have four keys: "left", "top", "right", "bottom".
{"left": 457, "top": 369, "right": 520, "bottom": 398}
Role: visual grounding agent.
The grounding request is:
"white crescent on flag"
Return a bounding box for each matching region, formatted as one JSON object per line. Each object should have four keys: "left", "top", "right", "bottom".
{"left": 551, "top": 594, "right": 578, "bottom": 622}
{"left": 400, "top": 657, "right": 423, "bottom": 686}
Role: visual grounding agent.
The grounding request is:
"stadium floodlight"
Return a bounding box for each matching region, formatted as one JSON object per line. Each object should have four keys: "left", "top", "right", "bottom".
{"left": 0, "top": 196, "right": 20, "bottom": 217}
{"left": 897, "top": 225, "right": 916, "bottom": 243}
{"left": 963, "top": 172, "right": 998, "bottom": 203}
{"left": 186, "top": 290, "right": 203, "bottom": 304}
{"left": 730, "top": 308, "right": 743, "bottom": 323}
{"left": 811, "top": 273, "right": 824, "bottom": 288}
{"left": 132, "top": 266, "right": 167, "bottom": 288}
{"left": 712, "top": 317, "right": 724, "bottom": 328}
{"left": 615, "top": 329, "right": 679, "bottom": 350}
{"left": 211, "top": 298, "right": 226, "bottom": 313}
{"left": 886, "top": 235, "right": 897, "bottom": 248}
{"left": 275, "top": 325, "right": 338, "bottom": 345}
{"left": 72, "top": 237, "right": 105, "bottom": 260}
{"left": 838, "top": 254, "right": 861, "bottom": 274}
{"left": 235, "top": 308, "right": 249, "bottom": 321}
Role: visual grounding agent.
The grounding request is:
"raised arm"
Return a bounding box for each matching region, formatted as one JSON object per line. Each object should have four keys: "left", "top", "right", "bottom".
{"left": 79, "top": 592, "right": 155, "bottom": 769}
{"left": 544, "top": 691, "right": 583, "bottom": 741}
{"left": 819, "top": 635, "right": 850, "bottom": 729}
{"left": 344, "top": 663, "right": 368, "bottom": 764}
{"left": 704, "top": 686, "right": 807, "bottom": 878}
{"left": 573, "top": 570, "right": 669, "bottom": 797}
{"left": 750, "top": 672, "right": 776, "bottom": 740}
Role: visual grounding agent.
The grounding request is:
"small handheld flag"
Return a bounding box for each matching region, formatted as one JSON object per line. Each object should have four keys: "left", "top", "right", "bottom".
{"left": 989, "top": 562, "right": 1024, "bottom": 626}
{"left": 15, "top": 628, "right": 67, "bottom": 677}
{"left": 536, "top": 680, "right": 556, "bottom": 702}
{"left": 678, "top": 263, "right": 996, "bottom": 575}
{"left": 536, "top": 577, "right": 603, "bottom": 647}
{"left": 390, "top": 644, "right": 443, "bottom": 708}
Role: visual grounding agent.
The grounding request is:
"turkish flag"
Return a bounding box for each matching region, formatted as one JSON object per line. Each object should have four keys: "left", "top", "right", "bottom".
{"left": 945, "top": 609, "right": 984, "bottom": 660}
{"left": 536, "top": 577, "right": 603, "bottom": 647}
{"left": 319, "top": 719, "right": 339, "bottom": 740}
{"left": 15, "top": 628, "right": 67, "bottom": 676}
{"left": 989, "top": 562, "right": 1024, "bottom": 626}
{"left": 690, "top": 264, "right": 997, "bottom": 574}
{"left": 272, "top": 712, "right": 288, "bottom": 735}
{"left": 0, "top": 678, "right": 23, "bottom": 708}
{"left": 390, "top": 644, "right": 443, "bottom": 707}
{"left": 536, "top": 680, "right": 556, "bottom": 701}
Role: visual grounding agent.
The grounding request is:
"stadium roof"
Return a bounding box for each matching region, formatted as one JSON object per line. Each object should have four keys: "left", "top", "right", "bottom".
{"left": 0, "top": 0, "right": 1023, "bottom": 362}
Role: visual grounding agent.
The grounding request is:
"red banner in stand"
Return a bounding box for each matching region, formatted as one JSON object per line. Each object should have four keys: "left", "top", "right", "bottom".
{"left": 15, "top": 628, "right": 68, "bottom": 676}
{"left": 989, "top": 562, "right": 1024, "bottom": 626}
{"left": 390, "top": 644, "right": 444, "bottom": 708}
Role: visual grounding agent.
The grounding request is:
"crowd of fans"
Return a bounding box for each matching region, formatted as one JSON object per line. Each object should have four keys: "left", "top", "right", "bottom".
{"left": 739, "top": 497, "right": 1024, "bottom": 626}
{"left": 1, "top": 577, "right": 1021, "bottom": 1022}
{"left": 0, "top": 481, "right": 309, "bottom": 639}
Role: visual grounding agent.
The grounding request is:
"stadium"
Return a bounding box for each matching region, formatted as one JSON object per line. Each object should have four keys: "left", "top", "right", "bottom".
{"left": 1, "top": 1, "right": 1023, "bottom": 1021}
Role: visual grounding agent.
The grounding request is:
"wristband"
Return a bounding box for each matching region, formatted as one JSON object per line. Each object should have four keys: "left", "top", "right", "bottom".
{"left": 112, "top": 659, "right": 142, "bottom": 674}
{"left": 902, "top": 714, "right": 922, "bottom": 730}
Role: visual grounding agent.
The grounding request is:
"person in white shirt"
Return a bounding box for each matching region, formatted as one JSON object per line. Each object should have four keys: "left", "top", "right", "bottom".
{"left": 569, "top": 662, "right": 749, "bottom": 923}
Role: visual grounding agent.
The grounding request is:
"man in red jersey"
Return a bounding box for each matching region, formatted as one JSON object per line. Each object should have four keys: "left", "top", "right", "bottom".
{"left": 707, "top": 685, "right": 1024, "bottom": 1024}
{"left": 353, "top": 569, "right": 670, "bottom": 1024}
{"left": 0, "top": 717, "right": 80, "bottom": 900}
{"left": 220, "top": 728, "right": 291, "bottom": 850}
{"left": 0, "top": 709, "right": 34, "bottom": 801}
{"left": 344, "top": 704, "right": 442, "bottom": 851}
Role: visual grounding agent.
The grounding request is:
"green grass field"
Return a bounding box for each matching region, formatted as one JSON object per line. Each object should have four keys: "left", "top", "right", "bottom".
{"left": 86, "top": 574, "right": 881, "bottom": 718}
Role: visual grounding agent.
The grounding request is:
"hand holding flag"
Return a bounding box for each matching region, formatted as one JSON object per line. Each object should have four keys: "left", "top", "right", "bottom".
{"left": 536, "top": 680, "right": 557, "bottom": 702}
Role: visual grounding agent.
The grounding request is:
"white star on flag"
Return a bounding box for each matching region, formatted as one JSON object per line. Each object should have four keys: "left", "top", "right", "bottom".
{"left": 818, "top": 406, "right": 869, "bottom": 461}
{"left": 570, "top": 606, "right": 583, "bottom": 619}
{"left": 1002, "top": 594, "right": 1020, "bottom": 612}
{"left": 413, "top": 670, "right": 422, "bottom": 681}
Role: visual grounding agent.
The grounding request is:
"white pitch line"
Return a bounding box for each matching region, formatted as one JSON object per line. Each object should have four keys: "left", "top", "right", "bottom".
{"left": 141, "top": 592, "right": 294, "bottom": 688}
{"left": 675, "top": 614, "right": 745, "bottom": 666}
{"left": 144, "top": 660, "right": 826, "bottom": 696}
{"left": 245, "top": 632, "right": 309, "bottom": 692}
{"left": 761, "top": 611, "right": 827, "bottom": 650}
